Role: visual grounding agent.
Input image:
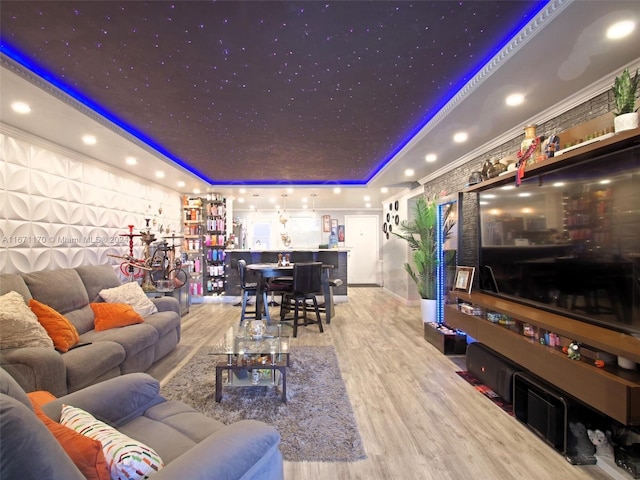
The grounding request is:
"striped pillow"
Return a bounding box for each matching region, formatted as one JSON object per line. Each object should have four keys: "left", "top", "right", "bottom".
{"left": 60, "top": 404, "right": 163, "bottom": 480}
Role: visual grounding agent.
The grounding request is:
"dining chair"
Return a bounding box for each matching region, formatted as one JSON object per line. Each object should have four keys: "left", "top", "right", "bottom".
{"left": 237, "top": 259, "right": 270, "bottom": 323}
{"left": 280, "top": 262, "right": 324, "bottom": 337}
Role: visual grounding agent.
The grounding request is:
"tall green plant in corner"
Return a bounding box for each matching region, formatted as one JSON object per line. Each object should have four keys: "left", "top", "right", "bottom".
{"left": 392, "top": 197, "right": 438, "bottom": 300}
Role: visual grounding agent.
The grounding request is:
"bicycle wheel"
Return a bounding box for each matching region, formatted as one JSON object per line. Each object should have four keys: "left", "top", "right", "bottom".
{"left": 166, "top": 268, "right": 188, "bottom": 289}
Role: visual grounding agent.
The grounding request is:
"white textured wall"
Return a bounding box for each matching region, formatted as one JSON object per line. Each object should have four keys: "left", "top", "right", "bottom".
{"left": 0, "top": 131, "right": 182, "bottom": 275}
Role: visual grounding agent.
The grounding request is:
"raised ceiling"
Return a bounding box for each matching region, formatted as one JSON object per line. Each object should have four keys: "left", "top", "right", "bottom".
{"left": 1, "top": 0, "right": 542, "bottom": 185}
{"left": 1, "top": 1, "right": 639, "bottom": 209}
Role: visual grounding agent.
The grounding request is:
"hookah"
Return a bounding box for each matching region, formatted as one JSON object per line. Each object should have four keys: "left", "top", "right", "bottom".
{"left": 140, "top": 217, "right": 158, "bottom": 291}
{"left": 118, "top": 225, "right": 144, "bottom": 282}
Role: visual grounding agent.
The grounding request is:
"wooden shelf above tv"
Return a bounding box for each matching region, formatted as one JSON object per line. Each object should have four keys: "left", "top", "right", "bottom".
{"left": 446, "top": 291, "right": 640, "bottom": 425}
{"left": 463, "top": 127, "right": 640, "bottom": 193}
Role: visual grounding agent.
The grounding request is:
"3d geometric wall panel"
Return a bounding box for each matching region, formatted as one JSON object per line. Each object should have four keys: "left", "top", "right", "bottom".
{"left": 0, "top": 132, "right": 182, "bottom": 275}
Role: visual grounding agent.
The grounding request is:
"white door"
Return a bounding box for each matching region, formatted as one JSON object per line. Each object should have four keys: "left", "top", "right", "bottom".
{"left": 345, "top": 215, "right": 379, "bottom": 285}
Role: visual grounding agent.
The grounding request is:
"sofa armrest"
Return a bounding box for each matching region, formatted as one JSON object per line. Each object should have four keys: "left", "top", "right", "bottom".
{"left": 41, "top": 373, "right": 164, "bottom": 425}
{"left": 153, "top": 420, "right": 283, "bottom": 480}
{"left": 0, "top": 348, "right": 67, "bottom": 396}
{"left": 150, "top": 296, "right": 180, "bottom": 315}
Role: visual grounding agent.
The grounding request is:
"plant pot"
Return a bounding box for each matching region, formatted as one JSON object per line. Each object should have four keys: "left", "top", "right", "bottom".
{"left": 614, "top": 112, "right": 639, "bottom": 133}
{"left": 420, "top": 298, "right": 437, "bottom": 323}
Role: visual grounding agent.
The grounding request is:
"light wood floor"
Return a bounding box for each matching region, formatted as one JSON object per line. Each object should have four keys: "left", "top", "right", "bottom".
{"left": 147, "top": 287, "right": 613, "bottom": 480}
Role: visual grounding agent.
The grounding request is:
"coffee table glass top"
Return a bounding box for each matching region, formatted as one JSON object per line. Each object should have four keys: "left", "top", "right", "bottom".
{"left": 211, "top": 323, "right": 292, "bottom": 356}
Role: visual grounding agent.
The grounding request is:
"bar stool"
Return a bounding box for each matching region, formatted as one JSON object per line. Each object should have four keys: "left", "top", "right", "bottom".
{"left": 280, "top": 262, "right": 323, "bottom": 337}
{"left": 237, "top": 259, "right": 270, "bottom": 324}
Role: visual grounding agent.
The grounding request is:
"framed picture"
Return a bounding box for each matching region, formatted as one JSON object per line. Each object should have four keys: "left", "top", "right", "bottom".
{"left": 322, "top": 215, "right": 331, "bottom": 232}
{"left": 337, "top": 225, "right": 345, "bottom": 242}
{"left": 331, "top": 219, "right": 338, "bottom": 231}
{"left": 453, "top": 266, "right": 475, "bottom": 293}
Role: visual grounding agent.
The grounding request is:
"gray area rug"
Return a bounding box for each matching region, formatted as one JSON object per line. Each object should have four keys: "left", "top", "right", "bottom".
{"left": 161, "top": 345, "right": 367, "bottom": 462}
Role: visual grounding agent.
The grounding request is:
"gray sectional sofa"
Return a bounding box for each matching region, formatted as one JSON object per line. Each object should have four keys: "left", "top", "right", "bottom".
{"left": 0, "top": 367, "right": 284, "bottom": 480}
{"left": 0, "top": 265, "right": 181, "bottom": 396}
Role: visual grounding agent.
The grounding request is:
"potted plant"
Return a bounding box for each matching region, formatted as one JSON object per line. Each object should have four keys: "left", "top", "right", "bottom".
{"left": 393, "top": 196, "right": 440, "bottom": 323}
{"left": 612, "top": 68, "right": 639, "bottom": 133}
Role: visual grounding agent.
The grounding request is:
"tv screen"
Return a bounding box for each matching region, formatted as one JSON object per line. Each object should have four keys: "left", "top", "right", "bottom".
{"left": 478, "top": 143, "right": 640, "bottom": 335}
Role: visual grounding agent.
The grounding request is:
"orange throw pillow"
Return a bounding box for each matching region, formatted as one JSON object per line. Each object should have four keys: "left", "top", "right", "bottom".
{"left": 29, "top": 299, "right": 80, "bottom": 352}
{"left": 90, "top": 303, "right": 144, "bottom": 331}
{"left": 27, "top": 392, "right": 110, "bottom": 480}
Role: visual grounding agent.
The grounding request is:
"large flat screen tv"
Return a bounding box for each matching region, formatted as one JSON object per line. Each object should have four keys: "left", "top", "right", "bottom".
{"left": 478, "top": 141, "right": 640, "bottom": 335}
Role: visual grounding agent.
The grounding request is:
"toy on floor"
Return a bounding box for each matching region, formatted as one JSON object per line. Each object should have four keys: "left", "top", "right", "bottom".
{"left": 588, "top": 429, "right": 614, "bottom": 458}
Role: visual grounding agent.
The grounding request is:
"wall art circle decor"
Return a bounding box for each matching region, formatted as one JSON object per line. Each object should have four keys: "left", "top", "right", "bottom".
{"left": 394, "top": 200, "right": 399, "bottom": 211}
{"left": 383, "top": 223, "right": 387, "bottom": 233}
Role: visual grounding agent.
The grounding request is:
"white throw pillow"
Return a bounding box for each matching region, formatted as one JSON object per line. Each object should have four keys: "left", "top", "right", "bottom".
{"left": 98, "top": 282, "right": 158, "bottom": 318}
{"left": 0, "top": 291, "right": 54, "bottom": 349}
{"left": 60, "top": 404, "right": 164, "bottom": 480}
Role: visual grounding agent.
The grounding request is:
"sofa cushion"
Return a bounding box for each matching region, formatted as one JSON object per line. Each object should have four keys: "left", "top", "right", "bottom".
{"left": 0, "top": 366, "right": 34, "bottom": 409}
{"left": 62, "top": 342, "right": 126, "bottom": 392}
{"left": 22, "top": 269, "right": 90, "bottom": 317}
{"left": 0, "top": 274, "right": 32, "bottom": 300}
{"left": 75, "top": 265, "right": 121, "bottom": 303}
{"left": 0, "top": 291, "right": 54, "bottom": 350}
{"left": 27, "top": 393, "right": 110, "bottom": 480}
{"left": 81, "top": 323, "right": 159, "bottom": 359}
{"left": 118, "top": 401, "right": 227, "bottom": 463}
{"left": 90, "top": 303, "right": 144, "bottom": 331}
{"left": 143, "top": 310, "right": 181, "bottom": 338}
{"left": 29, "top": 299, "right": 80, "bottom": 352}
{"left": 61, "top": 404, "right": 164, "bottom": 480}
{"left": 0, "top": 394, "right": 85, "bottom": 480}
{"left": 99, "top": 282, "right": 158, "bottom": 317}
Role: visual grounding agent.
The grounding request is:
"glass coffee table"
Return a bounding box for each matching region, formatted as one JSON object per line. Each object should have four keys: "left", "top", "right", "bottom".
{"left": 211, "top": 323, "right": 291, "bottom": 403}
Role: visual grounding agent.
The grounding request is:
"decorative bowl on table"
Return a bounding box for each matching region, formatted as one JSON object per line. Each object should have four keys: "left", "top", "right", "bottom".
{"left": 248, "top": 320, "right": 266, "bottom": 340}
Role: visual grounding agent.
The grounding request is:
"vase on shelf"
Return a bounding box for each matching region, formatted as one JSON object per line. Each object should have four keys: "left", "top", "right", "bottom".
{"left": 614, "top": 112, "right": 639, "bottom": 133}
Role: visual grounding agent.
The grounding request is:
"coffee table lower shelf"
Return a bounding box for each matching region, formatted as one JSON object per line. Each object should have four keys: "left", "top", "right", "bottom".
{"left": 215, "top": 363, "right": 288, "bottom": 403}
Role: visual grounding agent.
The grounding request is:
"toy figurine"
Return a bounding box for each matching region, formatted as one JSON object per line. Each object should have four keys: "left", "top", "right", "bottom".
{"left": 567, "top": 341, "right": 580, "bottom": 360}
{"left": 587, "top": 429, "right": 614, "bottom": 458}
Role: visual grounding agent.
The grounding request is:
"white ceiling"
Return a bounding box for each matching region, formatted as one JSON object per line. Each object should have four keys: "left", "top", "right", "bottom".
{"left": 1, "top": 0, "right": 639, "bottom": 211}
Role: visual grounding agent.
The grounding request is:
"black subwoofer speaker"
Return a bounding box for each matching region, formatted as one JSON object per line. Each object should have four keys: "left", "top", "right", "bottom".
{"left": 466, "top": 342, "right": 519, "bottom": 403}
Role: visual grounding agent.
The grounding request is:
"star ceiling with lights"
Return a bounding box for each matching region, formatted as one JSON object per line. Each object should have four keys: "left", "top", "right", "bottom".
{"left": 0, "top": 1, "right": 543, "bottom": 185}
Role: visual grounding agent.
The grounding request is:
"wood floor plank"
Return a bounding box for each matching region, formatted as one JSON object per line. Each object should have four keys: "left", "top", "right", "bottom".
{"left": 147, "top": 287, "right": 615, "bottom": 480}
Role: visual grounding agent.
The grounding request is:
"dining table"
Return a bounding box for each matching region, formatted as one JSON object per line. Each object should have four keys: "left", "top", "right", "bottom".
{"left": 245, "top": 263, "right": 337, "bottom": 323}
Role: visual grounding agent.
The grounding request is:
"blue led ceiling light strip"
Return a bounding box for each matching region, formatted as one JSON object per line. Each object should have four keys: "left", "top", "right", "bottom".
{"left": 0, "top": 42, "right": 215, "bottom": 184}
{"left": 365, "top": 0, "right": 551, "bottom": 183}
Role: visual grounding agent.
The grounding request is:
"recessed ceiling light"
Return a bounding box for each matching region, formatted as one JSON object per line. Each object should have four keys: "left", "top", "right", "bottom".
{"left": 607, "top": 20, "right": 635, "bottom": 39}
{"left": 302, "top": 204, "right": 308, "bottom": 209}
{"left": 11, "top": 101, "right": 31, "bottom": 114}
{"left": 82, "top": 135, "right": 97, "bottom": 145}
{"left": 269, "top": 197, "right": 276, "bottom": 203}
{"left": 453, "top": 132, "right": 468, "bottom": 143}
{"left": 552, "top": 182, "right": 565, "bottom": 187}
{"left": 405, "top": 168, "right": 414, "bottom": 176}
{"left": 237, "top": 197, "right": 245, "bottom": 203}
{"left": 125, "top": 156, "right": 137, "bottom": 165}
{"left": 301, "top": 197, "right": 308, "bottom": 203}
{"left": 364, "top": 195, "right": 370, "bottom": 201}
{"left": 155, "top": 171, "right": 165, "bottom": 178}
{"left": 239, "top": 188, "right": 246, "bottom": 194}
{"left": 518, "top": 192, "right": 531, "bottom": 197}
{"left": 177, "top": 181, "right": 186, "bottom": 188}
{"left": 193, "top": 188, "right": 201, "bottom": 194}
{"left": 501, "top": 185, "right": 515, "bottom": 190}
{"left": 365, "top": 203, "right": 371, "bottom": 208}
{"left": 380, "top": 187, "right": 388, "bottom": 193}
{"left": 333, "top": 187, "right": 341, "bottom": 194}
{"left": 482, "top": 194, "right": 496, "bottom": 199}
{"left": 287, "top": 187, "right": 294, "bottom": 194}
{"left": 599, "top": 179, "right": 611, "bottom": 184}
{"left": 425, "top": 153, "right": 437, "bottom": 162}
{"left": 505, "top": 93, "right": 525, "bottom": 106}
